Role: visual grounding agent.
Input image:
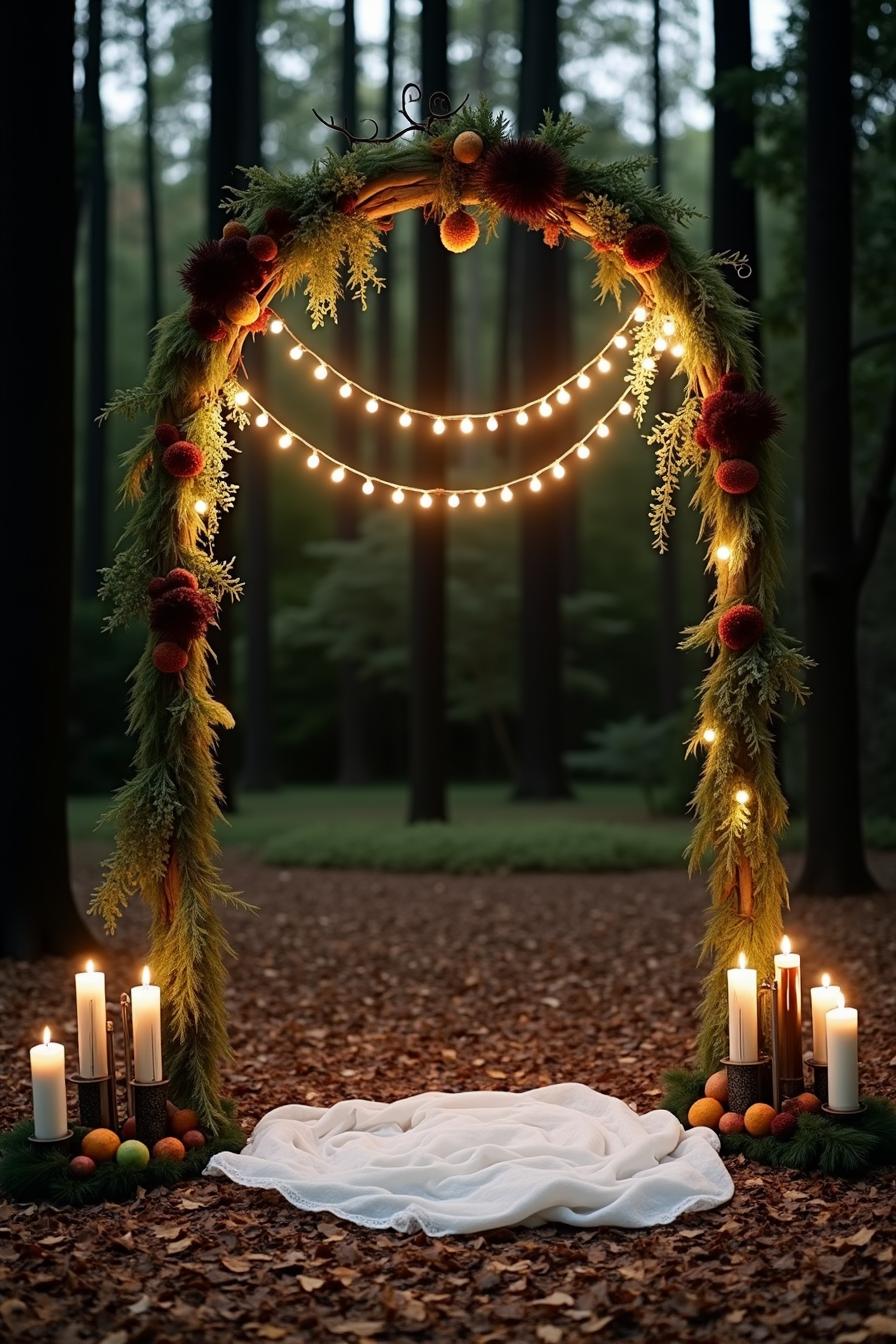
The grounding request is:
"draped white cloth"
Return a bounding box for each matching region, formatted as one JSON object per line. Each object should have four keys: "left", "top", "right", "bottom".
{"left": 207, "top": 1084, "right": 732, "bottom": 1236}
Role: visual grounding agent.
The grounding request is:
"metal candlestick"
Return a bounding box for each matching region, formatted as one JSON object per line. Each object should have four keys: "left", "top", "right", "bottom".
{"left": 759, "top": 979, "right": 780, "bottom": 1112}
{"left": 808, "top": 1057, "right": 828, "bottom": 1105}
{"left": 822, "top": 1102, "right": 867, "bottom": 1122}
{"left": 120, "top": 993, "right": 135, "bottom": 1119}
{"left": 133, "top": 1078, "right": 170, "bottom": 1149}
{"left": 722, "top": 1055, "right": 772, "bottom": 1113}
{"left": 70, "top": 1016, "right": 120, "bottom": 1130}
{"left": 27, "top": 1132, "right": 74, "bottom": 1155}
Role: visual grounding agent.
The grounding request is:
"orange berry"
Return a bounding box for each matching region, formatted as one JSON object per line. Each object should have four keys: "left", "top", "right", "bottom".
{"left": 452, "top": 130, "right": 484, "bottom": 164}
{"left": 439, "top": 209, "right": 480, "bottom": 254}
{"left": 81, "top": 1128, "right": 121, "bottom": 1163}
{"left": 744, "top": 1102, "right": 777, "bottom": 1137}
{"left": 687, "top": 1097, "right": 724, "bottom": 1131}
{"left": 153, "top": 1137, "right": 186, "bottom": 1162}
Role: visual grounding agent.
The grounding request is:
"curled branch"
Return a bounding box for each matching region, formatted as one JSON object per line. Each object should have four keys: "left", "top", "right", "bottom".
{"left": 313, "top": 82, "right": 469, "bottom": 146}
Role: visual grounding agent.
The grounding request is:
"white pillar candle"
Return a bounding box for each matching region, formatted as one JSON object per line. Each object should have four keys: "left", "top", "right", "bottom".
{"left": 727, "top": 952, "right": 759, "bottom": 1062}
{"left": 132, "top": 966, "right": 163, "bottom": 1083}
{"left": 30, "top": 1028, "right": 68, "bottom": 1140}
{"left": 826, "top": 995, "right": 859, "bottom": 1110}
{"left": 75, "top": 959, "right": 107, "bottom": 1078}
{"left": 810, "top": 973, "right": 841, "bottom": 1065}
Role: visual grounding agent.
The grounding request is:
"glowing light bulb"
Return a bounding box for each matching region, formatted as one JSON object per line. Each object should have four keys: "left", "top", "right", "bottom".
{"left": 460, "top": 417, "right": 474, "bottom": 434}
{"left": 642, "top": 355, "right": 656, "bottom": 371}
{"left": 735, "top": 787, "right": 751, "bottom": 806}
{"left": 556, "top": 387, "right": 571, "bottom": 405}
{"left": 448, "top": 493, "right": 460, "bottom": 508}
{"left": 474, "top": 491, "right": 486, "bottom": 508}
{"left": 538, "top": 401, "right": 553, "bottom": 418}
{"left": 339, "top": 382, "right": 352, "bottom": 398}
{"left": 597, "top": 357, "right": 611, "bottom": 374}
{"left": 313, "top": 363, "right": 328, "bottom": 381}
{"left": 194, "top": 499, "right": 208, "bottom": 515}
{"left": 331, "top": 465, "right": 345, "bottom": 483}
{"left": 366, "top": 397, "right": 379, "bottom": 414}
{"left": 654, "top": 336, "right": 668, "bottom": 352}
{"left": 576, "top": 373, "right": 591, "bottom": 390}
{"left": 269, "top": 318, "right": 284, "bottom": 334}
{"left": 596, "top": 423, "right": 610, "bottom": 438}
{"left": 715, "top": 544, "right": 732, "bottom": 562}
{"left": 433, "top": 418, "right": 446, "bottom": 435}
{"left": 618, "top": 400, "right": 632, "bottom": 416}
{"left": 420, "top": 493, "right": 433, "bottom": 508}
{"left": 576, "top": 443, "right": 590, "bottom": 460}
{"left": 234, "top": 388, "right": 250, "bottom": 406}
{"left": 391, "top": 488, "right": 404, "bottom": 504}
{"left": 500, "top": 485, "right": 513, "bottom": 502}
{"left": 529, "top": 476, "right": 542, "bottom": 492}
{"left": 278, "top": 432, "right": 293, "bottom": 450}
{"left": 486, "top": 415, "right": 499, "bottom": 432}
{"left": 306, "top": 452, "right": 319, "bottom": 468}
{"left": 634, "top": 304, "right": 648, "bottom": 323}
{"left": 552, "top": 462, "right": 566, "bottom": 479}
{"left": 398, "top": 410, "right": 412, "bottom": 427}
{"left": 254, "top": 412, "right": 269, "bottom": 428}
{"left": 671, "top": 342, "right": 685, "bottom": 358}
{"left": 702, "top": 727, "right": 717, "bottom": 744}
{"left": 662, "top": 317, "right": 676, "bottom": 336}
{"left": 289, "top": 344, "right": 303, "bottom": 360}
{"left": 613, "top": 334, "right": 628, "bottom": 349}
{"left": 516, "top": 410, "right": 529, "bottom": 426}
{"left": 362, "top": 478, "right": 375, "bottom": 495}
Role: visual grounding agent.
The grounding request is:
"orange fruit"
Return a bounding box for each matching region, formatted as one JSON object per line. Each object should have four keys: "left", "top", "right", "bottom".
{"left": 704, "top": 1069, "right": 729, "bottom": 1107}
{"left": 452, "top": 130, "right": 484, "bottom": 165}
{"left": 170, "top": 1108, "right": 201, "bottom": 1137}
{"left": 795, "top": 1092, "right": 822, "bottom": 1114}
{"left": 744, "top": 1103, "right": 777, "bottom": 1137}
{"left": 719, "top": 1111, "right": 746, "bottom": 1135}
{"left": 81, "top": 1127, "right": 121, "bottom": 1163}
{"left": 687, "top": 1097, "right": 724, "bottom": 1131}
{"left": 152, "top": 1137, "right": 186, "bottom": 1162}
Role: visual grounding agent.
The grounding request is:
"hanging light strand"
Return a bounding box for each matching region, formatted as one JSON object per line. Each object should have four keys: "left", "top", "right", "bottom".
{"left": 264, "top": 307, "right": 644, "bottom": 428}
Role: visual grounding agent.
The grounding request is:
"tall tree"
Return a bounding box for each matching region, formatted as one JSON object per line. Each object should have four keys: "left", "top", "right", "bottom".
{"left": 408, "top": 0, "right": 452, "bottom": 821}
{"left": 79, "top": 0, "right": 109, "bottom": 598}
{"left": 374, "top": 0, "right": 397, "bottom": 477}
{"left": 513, "top": 0, "right": 571, "bottom": 799}
{"left": 711, "top": 0, "right": 761, "bottom": 315}
{"left": 4, "top": 6, "right": 94, "bottom": 957}
{"left": 798, "top": 3, "right": 876, "bottom": 893}
{"left": 140, "top": 0, "right": 162, "bottom": 340}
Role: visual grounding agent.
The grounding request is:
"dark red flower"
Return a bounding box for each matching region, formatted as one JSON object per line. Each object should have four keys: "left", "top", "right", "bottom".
{"left": 155, "top": 422, "right": 181, "bottom": 447}
{"left": 475, "top": 138, "right": 567, "bottom": 226}
{"left": 153, "top": 642, "right": 189, "bottom": 674}
{"left": 263, "top": 206, "right": 293, "bottom": 239}
{"left": 147, "top": 576, "right": 170, "bottom": 598}
{"left": 702, "top": 389, "right": 783, "bottom": 456}
{"left": 162, "top": 441, "right": 205, "bottom": 479}
{"left": 248, "top": 306, "right": 274, "bottom": 333}
{"left": 622, "top": 223, "right": 670, "bottom": 273}
{"left": 694, "top": 421, "right": 711, "bottom": 452}
{"left": 247, "top": 234, "right": 278, "bottom": 261}
{"left": 180, "top": 240, "right": 241, "bottom": 306}
{"left": 715, "top": 458, "right": 760, "bottom": 495}
{"left": 150, "top": 586, "right": 217, "bottom": 643}
{"left": 718, "top": 603, "right": 765, "bottom": 653}
{"left": 166, "top": 568, "right": 198, "bottom": 590}
{"left": 222, "top": 220, "right": 250, "bottom": 240}
{"left": 188, "top": 305, "right": 228, "bottom": 342}
{"left": 718, "top": 371, "right": 746, "bottom": 393}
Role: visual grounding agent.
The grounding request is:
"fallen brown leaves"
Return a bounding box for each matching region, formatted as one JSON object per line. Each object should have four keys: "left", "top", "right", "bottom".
{"left": 0, "top": 848, "right": 893, "bottom": 1343}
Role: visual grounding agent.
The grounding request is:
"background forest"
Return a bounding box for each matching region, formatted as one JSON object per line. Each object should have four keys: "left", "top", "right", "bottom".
{"left": 58, "top": 0, "right": 894, "bottom": 876}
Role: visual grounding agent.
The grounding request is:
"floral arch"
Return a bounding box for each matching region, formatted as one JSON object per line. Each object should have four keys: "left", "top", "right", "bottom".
{"left": 93, "top": 97, "right": 809, "bottom": 1132}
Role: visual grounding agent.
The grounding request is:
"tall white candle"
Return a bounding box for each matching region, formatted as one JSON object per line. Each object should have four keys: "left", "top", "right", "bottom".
{"left": 132, "top": 966, "right": 163, "bottom": 1083}
{"left": 826, "top": 994, "right": 859, "bottom": 1110}
{"left": 75, "top": 959, "right": 107, "bottom": 1078}
{"left": 30, "top": 1027, "right": 68, "bottom": 1140}
{"left": 727, "top": 951, "right": 759, "bottom": 1062}
{"left": 810, "top": 973, "right": 840, "bottom": 1065}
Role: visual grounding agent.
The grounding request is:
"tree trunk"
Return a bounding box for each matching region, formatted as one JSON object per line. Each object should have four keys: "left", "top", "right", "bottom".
{"left": 798, "top": 2, "right": 875, "bottom": 894}
{"left": 140, "top": 0, "right": 162, "bottom": 342}
{"left": 408, "top": 0, "right": 451, "bottom": 822}
{"left": 711, "top": 0, "right": 760, "bottom": 314}
{"left": 79, "top": 0, "right": 108, "bottom": 599}
{"left": 514, "top": 0, "right": 571, "bottom": 799}
{"left": 374, "top": 0, "right": 397, "bottom": 477}
{"left": 4, "top": 4, "right": 95, "bottom": 958}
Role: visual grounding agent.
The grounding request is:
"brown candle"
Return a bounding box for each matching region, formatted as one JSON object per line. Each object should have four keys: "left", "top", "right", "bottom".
{"left": 774, "top": 936, "right": 803, "bottom": 1084}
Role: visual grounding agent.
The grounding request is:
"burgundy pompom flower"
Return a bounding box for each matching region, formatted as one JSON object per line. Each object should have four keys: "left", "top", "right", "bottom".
{"left": 180, "top": 240, "right": 241, "bottom": 307}
{"left": 715, "top": 458, "right": 760, "bottom": 495}
{"left": 188, "top": 305, "right": 228, "bottom": 342}
{"left": 701, "top": 389, "right": 783, "bottom": 456}
{"left": 718, "top": 371, "right": 746, "bottom": 393}
{"left": 718, "top": 603, "right": 765, "bottom": 653}
{"left": 162, "top": 440, "right": 205, "bottom": 479}
{"left": 150, "top": 586, "right": 217, "bottom": 644}
{"left": 476, "top": 138, "right": 567, "bottom": 226}
{"left": 153, "top": 641, "right": 189, "bottom": 674}
{"left": 222, "top": 220, "right": 250, "bottom": 240}
{"left": 165, "top": 568, "right": 198, "bottom": 591}
{"left": 263, "top": 206, "right": 293, "bottom": 239}
{"left": 694, "top": 421, "right": 711, "bottom": 452}
{"left": 622, "top": 223, "right": 670, "bottom": 272}
{"left": 155, "top": 422, "right": 181, "bottom": 447}
{"left": 247, "top": 233, "right": 278, "bottom": 261}
{"left": 147, "top": 576, "right": 171, "bottom": 598}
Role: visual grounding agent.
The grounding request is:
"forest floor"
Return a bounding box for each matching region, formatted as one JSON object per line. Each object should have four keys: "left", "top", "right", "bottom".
{"left": 1, "top": 848, "right": 894, "bottom": 1344}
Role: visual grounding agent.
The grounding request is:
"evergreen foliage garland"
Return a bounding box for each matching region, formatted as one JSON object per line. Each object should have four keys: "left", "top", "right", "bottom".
{"left": 95, "top": 99, "right": 808, "bottom": 1126}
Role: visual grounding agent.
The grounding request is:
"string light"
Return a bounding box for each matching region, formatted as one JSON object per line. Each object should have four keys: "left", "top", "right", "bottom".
{"left": 392, "top": 488, "right": 405, "bottom": 504}
{"left": 653, "top": 336, "right": 667, "bottom": 352}
{"left": 269, "top": 318, "right": 284, "bottom": 335}
{"left": 420, "top": 493, "right": 433, "bottom": 509}
{"left": 362, "top": 478, "right": 374, "bottom": 495}
{"left": 474, "top": 491, "right": 487, "bottom": 508}
{"left": 634, "top": 304, "right": 648, "bottom": 322}
{"left": 460, "top": 417, "right": 474, "bottom": 434}
{"left": 234, "top": 388, "right": 250, "bottom": 407}
{"left": 576, "top": 443, "right": 590, "bottom": 459}
{"left": 613, "top": 335, "right": 628, "bottom": 349}
{"left": 254, "top": 412, "right": 269, "bottom": 428}
{"left": 715, "top": 544, "right": 732, "bottom": 562}
{"left": 307, "top": 451, "right": 319, "bottom": 468}
{"left": 618, "top": 400, "right": 632, "bottom": 416}
{"left": 486, "top": 415, "right": 499, "bottom": 432}
{"left": 642, "top": 356, "right": 656, "bottom": 371}
{"left": 433, "top": 418, "right": 446, "bottom": 435}
{"left": 596, "top": 423, "right": 610, "bottom": 438}
{"left": 661, "top": 317, "right": 676, "bottom": 336}
{"left": 529, "top": 476, "right": 542, "bottom": 492}
{"left": 278, "top": 432, "right": 293, "bottom": 449}
{"left": 576, "top": 373, "right": 591, "bottom": 390}
{"left": 365, "top": 397, "right": 379, "bottom": 414}
{"left": 516, "top": 410, "right": 529, "bottom": 426}
{"left": 702, "top": 727, "right": 717, "bottom": 744}
{"left": 399, "top": 410, "right": 412, "bottom": 427}
{"left": 331, "top": 465, "right": 345, "bottom": 483}
{"left": 734, "top": 787, "right": 751, "bottom": 806}
{"left": 671, "top": 342, "right": 685, "bottom": 359}
{"left": 194, "top": 499, "right": 208, "bottom": 515}
{"left": 539, "top": 401, "right": 553, "bottom": 418}
{"left": 448, "top": 493, "right": 460, "bottom": 508}
{"left": 597, "top": 357, "right": 611, "bottom": 374}
{"left": 289, "top": 344, "right": 303, "bottom": 361}
{"left": 552, "top": 462, "right": 566, "bottom": 479}
{"left": 556, "top": 387, "right": 571, "bottom": 405}
{"left": 500, "top": 486, "right": 513, "bottom": 502}
{"left": 313, "top": 363, "right": 328, "bottom": 381}
{"left": 339, "top": 382, "right": 352, "bottom": 398}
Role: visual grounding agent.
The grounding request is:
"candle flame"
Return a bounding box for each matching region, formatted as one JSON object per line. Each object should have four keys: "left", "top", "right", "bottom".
{"left": 738, "top": 951, "right": 747, "bottom": 970}
{"left": 86, "top": 958, "right": 94, "bottom": 974}
{"left": 142, "top": 965, "right": 151, "bottom": 987}
{"left": 836, "top": 991, "right": 846, "bottom": 1011}
{"left": 821, "top": 972, "right": 831, "bottom": 988}
{"left": 780, "top": 935, "right": 792, "bottom": 955}
{"left": 42, "top": 1026, "right": 51, "bottom": 1047}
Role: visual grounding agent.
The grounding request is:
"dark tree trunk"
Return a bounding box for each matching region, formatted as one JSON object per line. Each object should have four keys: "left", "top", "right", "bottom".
{"left": 514, "top": 0, "right": 571, "bottom": 799}
{"left": 798, "top": 3, "right": 875, "bottom": 894}
{"left": 140, "top": 0, "right": 162, "bottom": 341}
{"left": 408, "top": 0, "right": 451, "bottom": 822}
{"left": 4, "top": 5, "right": 94, "bottom": 957}
{"left": 711, "top": 0, "right": 760, "bottom": 314}
{"left": 374, "top": 0, "right": 397, "bottom": 477}
{"left": 79, "top": 0, "right": 108, "bottom": 599}
{"left": 651, "top": 0, "right": 681, "bottom": 715}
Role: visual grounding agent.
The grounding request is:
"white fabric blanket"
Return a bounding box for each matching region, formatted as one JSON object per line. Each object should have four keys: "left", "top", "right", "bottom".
{"left": 207, "top": 1084, "right": 732, "bottom": 1235}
